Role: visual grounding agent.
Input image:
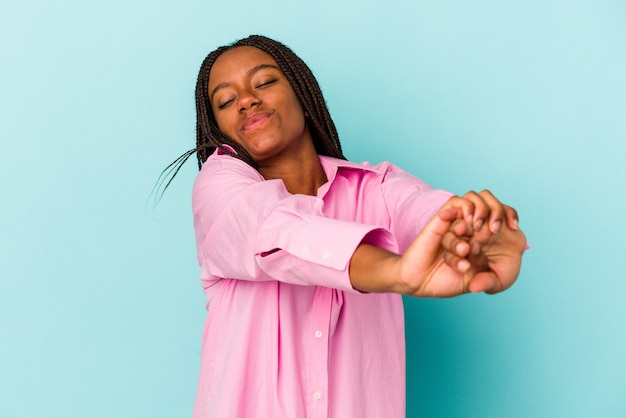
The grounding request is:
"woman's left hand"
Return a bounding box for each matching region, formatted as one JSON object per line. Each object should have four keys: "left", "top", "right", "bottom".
{"left": 432, "top": 190, "right": 527, "bottom": 295}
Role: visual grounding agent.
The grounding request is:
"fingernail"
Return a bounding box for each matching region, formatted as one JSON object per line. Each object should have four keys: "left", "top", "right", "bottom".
{"left": 511, "top": 218, "right": 519, "bottom": 230}
{"left": 473, "top": 219, "right": 483, "bottom": 231}
{"left": 490, "top": 220, "right": 501, "bottom": 233}
{"left": 458, "top": 260, "right": 470, "bottom": 272}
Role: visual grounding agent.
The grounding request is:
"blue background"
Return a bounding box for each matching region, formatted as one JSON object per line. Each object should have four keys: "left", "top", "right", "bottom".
{"left": 1, "top": 0, "right": 625, "bottom": 417}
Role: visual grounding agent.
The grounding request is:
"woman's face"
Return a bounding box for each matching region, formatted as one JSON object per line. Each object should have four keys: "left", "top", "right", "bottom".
{"left": 207, "top": 46, "right": 312, "bottom": 165}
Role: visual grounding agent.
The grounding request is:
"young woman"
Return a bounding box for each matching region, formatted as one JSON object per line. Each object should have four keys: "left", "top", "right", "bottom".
{"left": 178, "top": 35, "right": 526, "bottom": 417}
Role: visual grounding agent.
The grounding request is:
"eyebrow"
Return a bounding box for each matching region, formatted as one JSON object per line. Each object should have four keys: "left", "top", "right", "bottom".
{"left": 209, "top": 64, "right": 281, "bottom": 102}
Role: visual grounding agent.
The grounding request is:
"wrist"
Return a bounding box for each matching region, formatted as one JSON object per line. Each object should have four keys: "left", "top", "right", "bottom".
{"left": 349, "top": 243, "right": 401, "bottom": 293}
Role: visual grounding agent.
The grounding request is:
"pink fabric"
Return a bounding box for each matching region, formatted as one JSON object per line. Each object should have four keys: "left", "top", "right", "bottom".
{"left": 191, "top": 150, "right": 452, "bottom": 418}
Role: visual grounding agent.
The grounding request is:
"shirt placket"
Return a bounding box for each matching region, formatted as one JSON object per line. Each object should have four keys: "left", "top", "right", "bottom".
{"left": 306, "top": 285, "right": 332, "bottom": 418}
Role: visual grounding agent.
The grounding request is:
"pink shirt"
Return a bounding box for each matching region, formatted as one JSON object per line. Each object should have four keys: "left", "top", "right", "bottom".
{"left": 191, "top": 149, "right": 452, "bottom": 418}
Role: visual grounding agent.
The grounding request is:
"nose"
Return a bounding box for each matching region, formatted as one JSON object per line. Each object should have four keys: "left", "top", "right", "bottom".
{"left": 238, "top": 91, "right": 261, "bottom": 113}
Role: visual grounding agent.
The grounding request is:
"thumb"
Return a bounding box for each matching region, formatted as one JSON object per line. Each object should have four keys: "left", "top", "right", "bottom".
{"left": 405, "top": 207, "right": 462, "bottom": 261}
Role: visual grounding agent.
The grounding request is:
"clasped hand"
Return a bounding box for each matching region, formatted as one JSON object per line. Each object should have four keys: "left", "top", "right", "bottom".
{"left": 397, "top": 190, "right": 527, "bottom": 297}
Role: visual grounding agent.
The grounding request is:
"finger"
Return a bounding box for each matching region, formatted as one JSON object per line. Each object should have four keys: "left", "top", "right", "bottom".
{"left": 437, "top": 207, "right": 461, "bottom": 223}
{"left": 503, "top": 205, "right": 520, "bottom": 230}
{"left": 449, "top": 217, "right": 473, "bottom": 238}
{"left": 461, "top": 191, "right": 490, "bottom": 232}
{"left": 468, "top": 271, "right": 500, "bottom": 293}
{"left": 415, "top": 206, "right": 464, "bottom": 254}
{"left": 442, "top": 247, "right": 471, "bottom": 273}
{"left": 441, "top": 227, "right": 471, "bottom": 258}
{"left": 477, "top": 189, "right": 506, "bottom": 233}
{"left": 467, "top": 238, "right": 483, "bottom": 256}
{"left": 443, "top": 196, "right": 476, "bottom": 227}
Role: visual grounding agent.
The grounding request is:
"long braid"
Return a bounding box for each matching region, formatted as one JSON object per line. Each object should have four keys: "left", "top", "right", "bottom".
{"left": 157, "top": 34, "right": 345, "bottom": 199}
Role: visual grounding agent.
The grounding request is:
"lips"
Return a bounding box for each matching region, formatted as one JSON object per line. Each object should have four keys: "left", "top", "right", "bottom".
{"left": 241, "top": 112, "right": 272, "bottom": 131}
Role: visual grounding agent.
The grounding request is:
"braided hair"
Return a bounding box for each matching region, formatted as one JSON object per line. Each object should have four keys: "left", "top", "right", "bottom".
{"left": 156, "top": 35, "right": 346, "bottom": 196}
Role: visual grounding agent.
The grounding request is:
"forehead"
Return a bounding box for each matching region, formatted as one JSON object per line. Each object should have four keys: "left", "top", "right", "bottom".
{"left": 208, "top": 46, "right": 279, "bottom": 86}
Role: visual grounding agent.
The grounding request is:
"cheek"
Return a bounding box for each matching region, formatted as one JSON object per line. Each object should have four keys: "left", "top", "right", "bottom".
{"left": 213, "top": 113, "right": 233, "bottom": 135}
{"left": 287, "top": 96, "right": 306, "bottom": 122}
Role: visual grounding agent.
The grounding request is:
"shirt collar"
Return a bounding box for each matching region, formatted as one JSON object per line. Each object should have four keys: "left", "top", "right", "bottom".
{"left": 211, "top": 147, "right": 380, "bottom": 193}
{"left": 319, "top": 155, "right": 380, "bottom": 176}
{"left": 317, "top": 155, "right": 382, "bottom": 198}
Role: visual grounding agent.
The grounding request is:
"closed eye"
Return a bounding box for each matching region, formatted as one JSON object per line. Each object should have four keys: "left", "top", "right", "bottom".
{"left": 256, "top": 79, "right": 276, "bottom": 88}
{"left": 217, "top": 98, "right": 234, "bottom": 109}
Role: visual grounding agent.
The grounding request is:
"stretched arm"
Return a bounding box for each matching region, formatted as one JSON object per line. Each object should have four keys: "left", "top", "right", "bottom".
{"left": 349, "top": 191, "right": 527, "bottom": 297}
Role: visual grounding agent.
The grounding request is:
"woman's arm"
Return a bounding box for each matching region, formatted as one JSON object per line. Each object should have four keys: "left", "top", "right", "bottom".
{"left": 349, "top": 192, "right": 527, "bottom": 297}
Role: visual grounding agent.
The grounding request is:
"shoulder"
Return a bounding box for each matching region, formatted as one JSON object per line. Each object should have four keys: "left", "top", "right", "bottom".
{"left": 199, "top": 151, "right": 262, "bottom": 179}
{"left": 194, "top": 151, "right": 263, "bottom": 190}
{"left": 192, "top": 151, "right": 268, "bottom": 212}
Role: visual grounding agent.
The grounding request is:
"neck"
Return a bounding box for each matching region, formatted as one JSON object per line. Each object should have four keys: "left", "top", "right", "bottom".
{"left": 258, "top": 151, "right": 327, "bottom": 196}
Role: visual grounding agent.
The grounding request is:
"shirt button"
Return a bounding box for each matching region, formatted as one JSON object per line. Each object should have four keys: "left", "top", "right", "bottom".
{"left": 314, "top": 330, "right": 323, "bottom": 339}
{"left": 313, "top": 391, "right": 322, "bottom": 400}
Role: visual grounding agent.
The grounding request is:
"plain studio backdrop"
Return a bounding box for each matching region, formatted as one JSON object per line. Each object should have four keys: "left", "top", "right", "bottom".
{"left": 1, "top": 0, "right": 624, "bottom": 417}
